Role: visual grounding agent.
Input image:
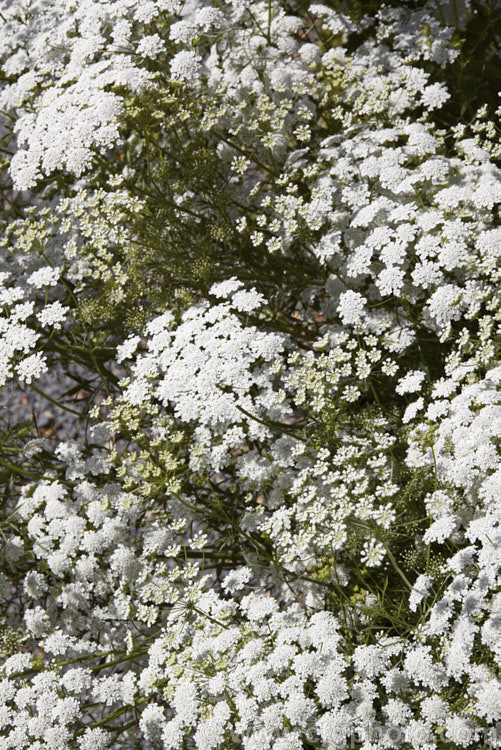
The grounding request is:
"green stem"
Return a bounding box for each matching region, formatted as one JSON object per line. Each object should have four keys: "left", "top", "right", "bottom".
{"left": 26, "top": 383, "right": 84, "bottom": 418}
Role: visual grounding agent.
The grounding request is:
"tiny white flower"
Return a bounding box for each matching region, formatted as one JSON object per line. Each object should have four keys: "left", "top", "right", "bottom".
{"left": 402, "top": 397, "right": 424, "bottom": 423}
{"left": 409, "top": 574, "right": 431, "bottom": 612}
{"left": 361, "top": 539, "right": 386, "bottom": 567}
{"left": 136, "top": 34, "right": 165, "bottom": 59}
{"left": 27, "top": 266, "right": 62, "bottom": 287}
{"left": 423, "top": 516, "right": 458, "bottom": 544}
{"left": 37, "top": 300, "right": 69, "bottom": 329}
{"left": 337, "top": 290, "right": 366, "bottom": 326}
{"left": 395, "top": 370, "right": 426, "bottom": 395}
{"left": 170, "top": 50, "right": 201, "bottom": 83}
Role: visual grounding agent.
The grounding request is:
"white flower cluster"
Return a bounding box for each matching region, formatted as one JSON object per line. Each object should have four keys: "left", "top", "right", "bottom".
{"left": 115, "top": 284, "right": 285, "bottom": 473}
{"left": 0, "top": 0, "right": 500, "bottom": 748}
{"left": 0, "top": 245, "right": 70, "bottom": 386}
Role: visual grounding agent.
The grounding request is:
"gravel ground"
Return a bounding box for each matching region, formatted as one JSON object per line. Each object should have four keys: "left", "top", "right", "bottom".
{"left": 0, "top": 364, "right": 93, "bottom": 439}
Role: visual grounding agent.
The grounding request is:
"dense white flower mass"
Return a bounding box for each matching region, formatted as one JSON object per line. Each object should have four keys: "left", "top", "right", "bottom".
{"left": 0, "top": 0, "right": 499, "bottom": 748}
